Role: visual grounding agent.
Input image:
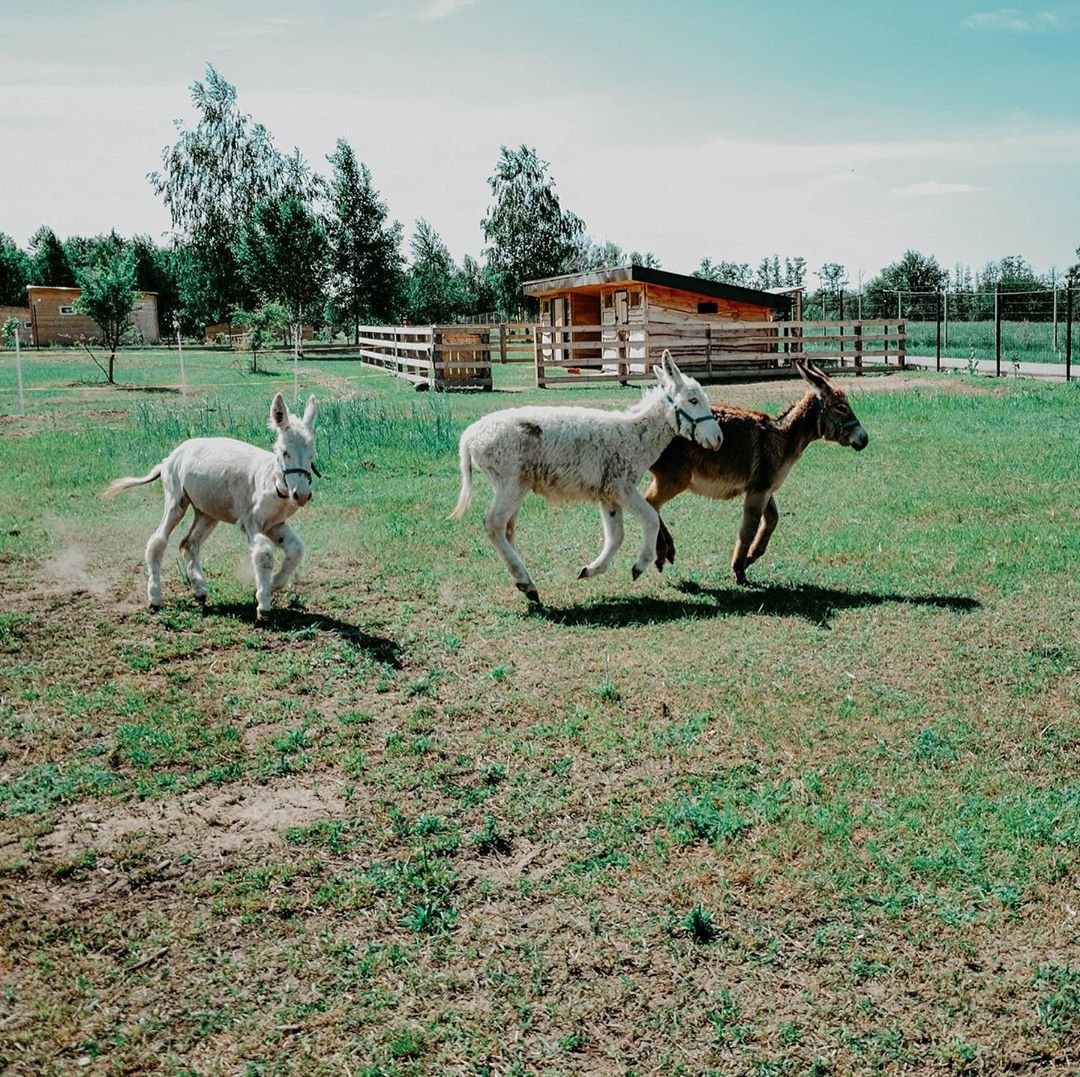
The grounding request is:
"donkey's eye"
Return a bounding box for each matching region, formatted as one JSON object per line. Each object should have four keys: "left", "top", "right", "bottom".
{"left": 689, "top": 397, "right": 700, "bottom": 406}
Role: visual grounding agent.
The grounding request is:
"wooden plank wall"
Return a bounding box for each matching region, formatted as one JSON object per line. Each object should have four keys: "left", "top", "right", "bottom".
{"left": 25, "top": 289, "right": 161, "bottom": 346}
{"left": 0, "top": 307, "right": 33, "bottom": 344}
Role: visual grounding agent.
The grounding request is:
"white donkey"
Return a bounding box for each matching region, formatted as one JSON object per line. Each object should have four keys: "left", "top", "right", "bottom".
{"left": 449, "top": 351, "right": 722, "bottom": 603}
{"left": 103, "top": 393, "right": 318, "bottom": 622}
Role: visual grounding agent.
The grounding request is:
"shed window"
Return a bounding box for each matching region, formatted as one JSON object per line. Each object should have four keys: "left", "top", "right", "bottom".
{"left": 59, "top": 305, "right": 76, "bottom": 315}
{"left": 697, "top": 301, "right": 719, "bottom": 314}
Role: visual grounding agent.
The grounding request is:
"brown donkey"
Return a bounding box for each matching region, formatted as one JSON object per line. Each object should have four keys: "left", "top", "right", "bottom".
{"left": 644, "top": 359, "right": 868, "bottom": 584}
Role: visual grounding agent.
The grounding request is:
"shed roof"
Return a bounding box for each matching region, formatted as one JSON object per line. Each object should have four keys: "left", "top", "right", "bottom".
{"left": 522, "top": 265, "right": 791, "bottom": 312}
{"left": 26, "top": 285, "right": 159, "bottom": 296}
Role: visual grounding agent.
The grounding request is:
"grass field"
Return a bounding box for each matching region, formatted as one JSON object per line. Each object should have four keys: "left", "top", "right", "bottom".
{"left": 1, "top": 348, "right": 1078, "bottom": 1074}
{"left": 902, "top": 319, "right": 1075, "bottom": 365}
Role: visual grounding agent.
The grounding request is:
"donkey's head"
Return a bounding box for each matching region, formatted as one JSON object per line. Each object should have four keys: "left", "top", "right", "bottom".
{"left": 795, "top": 360, "right": 868, "bottom": 451}
{"left": 269, "top": 392, "right": 319, "bottom": 505}
{"left": 653, "top": 350, "right": 723, "bottom": 450}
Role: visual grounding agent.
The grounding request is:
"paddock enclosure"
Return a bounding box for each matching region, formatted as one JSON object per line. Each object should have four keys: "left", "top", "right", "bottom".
{"left": 1, "top": 347, "right": 1078, "bottom": 1074}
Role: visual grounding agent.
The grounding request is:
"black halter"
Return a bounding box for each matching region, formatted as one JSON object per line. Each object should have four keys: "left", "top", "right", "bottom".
{"left": 666, "top": 394, "right": 715, "bottom": 444}
{"left": 275, "top": 459, "right": 322, "bottom": 499}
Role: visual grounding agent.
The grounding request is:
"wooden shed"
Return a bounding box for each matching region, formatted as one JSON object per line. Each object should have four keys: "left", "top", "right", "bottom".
{"left": 522, "top": 265, "right": 793, "bottom": 384}
{"left": 26, "top": 286, "right": 161, "bottom": 346}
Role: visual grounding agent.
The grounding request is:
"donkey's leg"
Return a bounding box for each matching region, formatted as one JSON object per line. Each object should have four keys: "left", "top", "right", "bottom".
{"left": 178, "top": 511, "right": 219, "bottom": 605}
{"left": 578, "top": 503, "right": 624, "bottom": 579}
{"left": 268, "top": 522, "right": 305, "bottom": 592}
{"left": 144, "top": 489, "right": 189, "bottom": 611}
{"left": 745, "top": 495, "right": 779, "bottom": 566}
{"left": 624, "top": 487, "right": 661, "bottom": 581}
{"left": 483, "top": 483, "right": 539, "bottom": 602}
{"left": 731, "top": 491, "right": 770, "bottom": 585}
{"left": 644, "top": 467, "right": 690, "bottom": 571}
{"left": 247, "top": 531, "right": 276, "bottom": 622}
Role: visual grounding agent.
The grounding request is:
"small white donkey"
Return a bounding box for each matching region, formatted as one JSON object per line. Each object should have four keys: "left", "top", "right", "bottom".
{"left": 449, "top": 351, "right": 722, "bottom": 603}
{"left": 103, "top": 392, "right": 318, "bottom": 622}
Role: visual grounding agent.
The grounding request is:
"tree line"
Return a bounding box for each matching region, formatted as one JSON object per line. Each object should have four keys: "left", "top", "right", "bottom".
{"left": 2, "top": 64, "right": 1078, "bottom": 368}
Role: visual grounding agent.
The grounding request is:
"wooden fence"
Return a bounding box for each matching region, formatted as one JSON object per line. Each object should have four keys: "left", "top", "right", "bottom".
{"left": 298, "top": 322, "right": 538, "bottom": 390}
{"left": 345, "top": 325, "right": 493, "bottom": 390}
{"left": 535, "top": 319, "right": 906, "bottom": 386}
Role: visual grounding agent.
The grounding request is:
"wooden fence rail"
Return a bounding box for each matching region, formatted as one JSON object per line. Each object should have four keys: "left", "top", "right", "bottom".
{"left": 535, "top": 320, "right": 906, "bottom": 386}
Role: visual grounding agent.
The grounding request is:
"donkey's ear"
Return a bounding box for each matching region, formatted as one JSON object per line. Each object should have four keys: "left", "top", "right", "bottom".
{"left": 269, "top": 392, "right": 289, "bottom": 430}
{"left": 662, "top": 349, "right": 686, "bottom": 388}
{"left": 652, "top": 358, "right": 673, "bottom": 390}
{"left": 302, "top": 394, "right": 317, "bottom": 429}
{"left": 795, "top": 359, "right": 827, "bottom": 395}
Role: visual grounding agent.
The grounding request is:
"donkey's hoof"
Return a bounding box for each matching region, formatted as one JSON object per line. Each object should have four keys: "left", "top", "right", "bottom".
{"left": 255, "top": 609, "right": 271, "bottom": 626}
{"left": 196, "top": 594, "right": 207, "bottom": 611}
{"left": 577, "top": 566, "right": 589, "bottom": 580}
{"left": 148, "top": 603, "right": 161, "bottom": 614}
{"left": 631, "top": 565, "right": 644, "bottom": 581}
{"left": 515, "top": 582, "right": 541, "bottom": 604}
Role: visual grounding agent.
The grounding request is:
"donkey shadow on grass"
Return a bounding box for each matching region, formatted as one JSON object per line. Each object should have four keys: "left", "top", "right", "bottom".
{"left": 209, "top": 601, "right": 403, "bottom": 667}
{"left": 534, "top": 579, "right": 981, "bottom": 630}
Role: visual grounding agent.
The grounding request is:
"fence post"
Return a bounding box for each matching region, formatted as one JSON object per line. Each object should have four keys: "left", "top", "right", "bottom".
{"left": 943, "top": 289, "right": 949, "bottom": 348}
{"left": 499, "top": 323, "right": 507, "bottom": 365}
{"left": 853, "top": 321, "right": 862, "bottom": 376}
{"left": 994, "top": 283, "right": 1002, "bottom": 377}
{"left": 534, "top": 325, "right": 544, "bottom": 388}
{"left": 898, "top": 321, "right": 906, "bottom": 369}
{"left": 935, "top": 291, "right": 941, "bottom": 373}
{"left": 1067, "top": 285, "right": 1073, "bottom": 383}
{"left": 13, "top": 323, "right": 24, "bottom": 412}
{"left": 432, "top": 327, "right": 442, "bottom": 391}
{"left": 705, "top": 324, "right": 712, "bottom": 379}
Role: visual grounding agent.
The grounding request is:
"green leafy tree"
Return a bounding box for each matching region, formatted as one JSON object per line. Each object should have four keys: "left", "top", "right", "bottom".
{"left": 325, "top": 139, "right": 405, "bottom": 340}
{"left": 783, "top": 257, "right": 807, "bottom": 288}
{"left": 2, "top": 316, "right": 20, "bottom": 347}
{"left": 628, "top": 250, "right": 662, "bottom": 268}
{"left": 73, "top": 248, "right": 140, "bottom": 383}
{"left": 230, "top": 302, "right": 288, "bottom": 373}
{"left": 405, "top": 220, "right": 466, "bottom": 324}
{"left": 149, "top": 65, "right": 286, "bottom": 324}
{"left": 865, "top": 250, "right": 946, "bottom": 319}
{"left": 0, "top": 234, "right": 32, "bottom": 305}
{"left": 481, "top": 144, "right": 585, "bottom": 317}
{"left": 64, "top": 230, "right": 125, "bottom": 274}
{"left": 694, "top": 257, "right": 752, "bottom": 286}
{"left": 129, "top": 235, "right": 183, "bottom": 333}
{"left": 574, "top": 238, "right": 661, "bottom": 272}
{"left": 236, "top": 193, "right": 328, "bottom": 354}
{"left": 814, "top": 262, "right": 848, "bottom": 318}
{"left": 29, "top": 226, "right": 76, "bottom": 287}
{"left": 458, "top": 255, "right": 498, "bottom": 319}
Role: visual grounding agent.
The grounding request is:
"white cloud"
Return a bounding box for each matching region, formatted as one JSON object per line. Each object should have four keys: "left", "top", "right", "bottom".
{"left": 963, "top": 8, "right": 1062, "bottom": 31}
{"left": 417, "top": 0, "right": 476, "bottom": 20}
{"left": 890, "top": 180, "right": 985, "bottom": 196}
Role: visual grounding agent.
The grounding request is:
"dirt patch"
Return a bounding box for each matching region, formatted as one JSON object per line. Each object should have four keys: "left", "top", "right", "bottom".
{"left": 38, "top": 777, "right": 350, "bottom": 866}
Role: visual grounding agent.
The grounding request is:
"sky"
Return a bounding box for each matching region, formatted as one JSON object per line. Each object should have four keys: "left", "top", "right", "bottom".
{"left": 2, "top": 0, "right": 1079, "bottom": 286}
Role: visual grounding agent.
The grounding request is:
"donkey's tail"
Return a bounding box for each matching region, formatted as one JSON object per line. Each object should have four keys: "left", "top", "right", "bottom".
{"left": 447, "top": 434, "right": 473, "bottom": 520}
{"left": 101, "top": 465, "right": 163, "bottom": 500}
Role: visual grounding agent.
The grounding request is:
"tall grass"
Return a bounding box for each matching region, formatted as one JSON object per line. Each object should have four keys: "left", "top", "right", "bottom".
{"left": 904, "top": 318, "right": 1073, "bottom": 362}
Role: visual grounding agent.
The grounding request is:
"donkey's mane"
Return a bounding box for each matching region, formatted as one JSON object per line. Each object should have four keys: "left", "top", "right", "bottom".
{"left": 775, "top": 390, "right": 817, "bottom": 427}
